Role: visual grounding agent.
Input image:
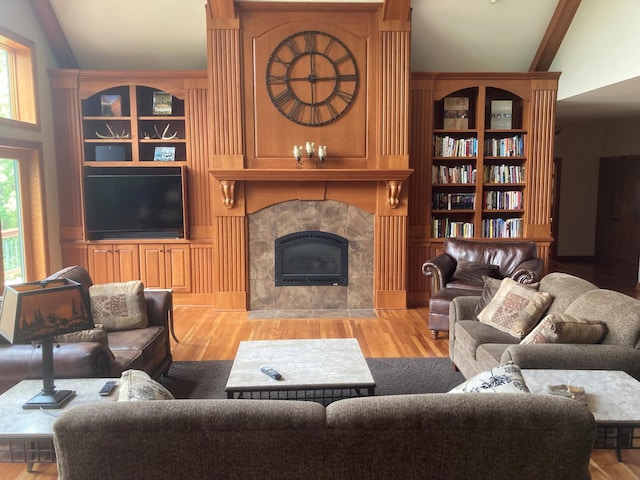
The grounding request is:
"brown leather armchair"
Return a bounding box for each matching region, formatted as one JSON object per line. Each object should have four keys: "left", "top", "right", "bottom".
{"left": 0, "top": 266, "right": 173, "bottom": 394}
{"left": 422, "top": 238, "right": 543, "bottom": 339}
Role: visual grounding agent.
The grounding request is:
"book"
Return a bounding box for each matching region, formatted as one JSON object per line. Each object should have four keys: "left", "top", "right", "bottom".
{"left": 154, "top": 146, "right": 175, "bottom": 161}
{"left": 490, "top": 100, "right": 513, "bottom": 129}
{"left": 443, "top": 97, "right": 469, "bottom": 130}
{"left": 153, "top": 92, "right": 173, "bottom": 115}
{"left": 101, "top": 95, "right": 122, "bottom": 116}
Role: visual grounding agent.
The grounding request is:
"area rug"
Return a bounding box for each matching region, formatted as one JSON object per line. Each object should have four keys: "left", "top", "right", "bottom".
{"left": 158, "top": 357, "right": 465, "bottom": 399}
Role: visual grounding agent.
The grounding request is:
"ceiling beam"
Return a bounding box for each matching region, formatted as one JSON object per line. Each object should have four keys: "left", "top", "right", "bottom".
{"left": 28, "top": 0, "right": 77, "bottom": 69}
{"left": 381, "top": 0, "right": 411, "bottom": 22}
{"left": 529, "top": 0, "right": 581, "bottom": 72}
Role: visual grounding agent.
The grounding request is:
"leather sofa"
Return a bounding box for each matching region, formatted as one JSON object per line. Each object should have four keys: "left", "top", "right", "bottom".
{"left": 422, "top": 237, "right": 544, "bottom": 339}
{"left": 449, "top": 272, "right": 640, "bottom": 380}
{"left": 53, "top": 393, "right": 595, "bottom": 480}
{"left": 0, "top": 266, "right": 173, "bottom": 394}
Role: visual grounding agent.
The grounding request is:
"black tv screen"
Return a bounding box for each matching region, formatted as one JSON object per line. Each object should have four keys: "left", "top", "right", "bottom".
{"left": 84, "top": 166, "right": 186, "bottom": 239}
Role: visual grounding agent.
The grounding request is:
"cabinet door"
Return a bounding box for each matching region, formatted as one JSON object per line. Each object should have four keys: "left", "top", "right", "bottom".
{"left": 113, "top": 244, "right": 140, "bottom": 282}
{"left": 139, "top": 244, "right": 166, "bottom": 289}
{"left": 88, "top": 245, "right": 116, "bottom": 284}
{"left": 164, "top": 245, "right": 191, "bottom": 293}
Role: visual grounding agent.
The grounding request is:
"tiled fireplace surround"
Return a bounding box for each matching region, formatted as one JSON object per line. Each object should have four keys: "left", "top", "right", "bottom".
{"left": 248, "top": 200, "right": 374, "bottom": 317}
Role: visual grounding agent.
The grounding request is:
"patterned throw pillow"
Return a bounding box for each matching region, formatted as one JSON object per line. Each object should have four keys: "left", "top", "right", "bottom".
{"left": 449, "top": 363, "right": 530, "bottom": 393}
{"left": 89, "top": 281, "right": 148, "bottom": 331}
{"left": 477, "top": 277, "right": 552, "bottom": 339}
{"left": 521, "top": 313, "right": 607, "bottom": 344}
{"left": 118, "top": 369, "right": 174, "bottom": 401}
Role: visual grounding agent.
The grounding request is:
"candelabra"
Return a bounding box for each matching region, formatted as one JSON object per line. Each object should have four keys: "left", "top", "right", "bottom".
{"left": 292, "top": 143, "right": 327, "bottom": 168}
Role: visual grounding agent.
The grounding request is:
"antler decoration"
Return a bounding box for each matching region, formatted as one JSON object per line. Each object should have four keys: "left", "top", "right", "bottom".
{"left": 95, "top": 124, "right": 130, "bottom": 139}
{"left": 153, "top": 124, "right": 178, "bottom": 140}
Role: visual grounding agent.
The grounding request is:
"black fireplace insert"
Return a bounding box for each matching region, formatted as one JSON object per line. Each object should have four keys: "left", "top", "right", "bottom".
{"left": 275, "top": 231, "right": 348, "bottom": 286}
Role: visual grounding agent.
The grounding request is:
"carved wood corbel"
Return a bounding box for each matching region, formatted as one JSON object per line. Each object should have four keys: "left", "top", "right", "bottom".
{"left": 386, "top": 180, "right": 403, "bottom": 208}
{"left": 218, "top": 180, "right": 235, "bottom": 209}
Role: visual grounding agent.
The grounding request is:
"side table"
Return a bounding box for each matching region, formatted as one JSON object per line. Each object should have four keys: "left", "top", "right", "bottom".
{"left": 0, "top": 378, "right": 119, "bottom": 471}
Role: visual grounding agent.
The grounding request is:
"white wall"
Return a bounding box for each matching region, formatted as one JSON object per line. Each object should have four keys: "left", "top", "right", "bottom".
{"left": 552, "top": 0, "right": 640, "bottom": 100}
{"left": 0, "top": 0, "right": 62, "bottom": 271}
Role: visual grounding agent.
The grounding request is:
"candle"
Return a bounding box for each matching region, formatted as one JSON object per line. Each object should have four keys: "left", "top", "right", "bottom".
{"left": 305, "top": 142, "right": 315, "bottom": 155}
{"left": 318, "top": 145, "right": 327, "bottom": 158}
{"left": 293, "top": 145, "right": 301, "bottom": 157}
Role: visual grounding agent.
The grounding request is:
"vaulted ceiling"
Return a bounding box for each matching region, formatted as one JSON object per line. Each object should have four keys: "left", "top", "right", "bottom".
{"left": 27, "top": 0, "right": 640, "bottom": 124}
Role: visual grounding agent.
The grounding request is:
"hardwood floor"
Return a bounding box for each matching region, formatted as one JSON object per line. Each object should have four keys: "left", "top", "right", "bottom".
{"left": 2, "top": 259, "right": 640, "bottom": 479}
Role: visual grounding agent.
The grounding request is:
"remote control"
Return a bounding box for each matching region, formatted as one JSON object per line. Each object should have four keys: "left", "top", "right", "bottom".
{"left": 260, "top": 366, "right": 282, "bottom": 380}
{"left": 99, "top": 380, "right": 117, "bottom": 396}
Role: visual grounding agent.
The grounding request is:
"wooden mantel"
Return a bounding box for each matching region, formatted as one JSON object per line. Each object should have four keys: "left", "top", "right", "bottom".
{"left": 210, "top": 169, "right": 413, "bottom": 209}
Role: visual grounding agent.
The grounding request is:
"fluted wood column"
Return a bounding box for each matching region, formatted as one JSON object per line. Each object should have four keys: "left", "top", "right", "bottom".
{"left": 375, "top": 16, "right": 411, "bottom": 308}
{"left": 207, "top": 3, "right": 248, "bottom": 309}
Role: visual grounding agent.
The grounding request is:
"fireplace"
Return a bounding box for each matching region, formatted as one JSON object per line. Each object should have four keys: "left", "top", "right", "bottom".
{"left": 275, "top": 231, "right": 348, "bottom": 286}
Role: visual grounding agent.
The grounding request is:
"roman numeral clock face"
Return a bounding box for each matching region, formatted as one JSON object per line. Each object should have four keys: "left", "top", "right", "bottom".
{"left": 266, "top": 31, "right": 359, "bottom": 127}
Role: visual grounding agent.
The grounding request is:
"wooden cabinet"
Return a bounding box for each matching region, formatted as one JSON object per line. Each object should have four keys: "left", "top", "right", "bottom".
{"left": 407, "top": 73, "right": 559, "bottom": 305}
{"left": 139, "top": 243, "right": 191, "bottom": 293}
{"left": 81, "top": 85, "right": 187, "bottom": 164}
{"left": 50, "top": 70, "right": 212, "bottom": 304}
{"left": 88, "top": 244, "right": 140, "bottom": 284}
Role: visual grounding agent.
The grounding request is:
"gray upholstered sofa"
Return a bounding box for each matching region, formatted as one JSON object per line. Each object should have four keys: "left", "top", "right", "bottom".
{"left": 449, "top": 272, "right": 640, "bottom": 379}
{"left": 53, "top": 394, "right": 595, "bottom": 480}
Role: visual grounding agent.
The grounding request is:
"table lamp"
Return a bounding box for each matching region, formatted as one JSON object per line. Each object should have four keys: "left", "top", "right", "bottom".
{"left": 0, "top": 279, "right": 94, "bottom": 409}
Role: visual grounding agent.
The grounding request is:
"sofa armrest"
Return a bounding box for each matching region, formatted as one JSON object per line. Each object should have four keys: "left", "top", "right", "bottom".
{"left": 0, "top": 343, "right": 112, "bottom": 383}
{"left": 422, "top": 254, "right": 456, "bottom": 293}
{"left": 449, "top": 296, "right": 481, "bottom": 324}
{"left": 501, "top": 344, "right": 640, "bottom": 381}
{"left": 509, "top": 258, "right": 544, "bottom": 284}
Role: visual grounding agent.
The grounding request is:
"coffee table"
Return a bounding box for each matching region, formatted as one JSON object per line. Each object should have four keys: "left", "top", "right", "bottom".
{"left": 225, "top": 339, "right": 375, "bottom": 404}
{"left": 522, "top": 369, "right": 640, "bottom": 461}
{"left": 0, "top": 378, "right": 119, "bottom": 471}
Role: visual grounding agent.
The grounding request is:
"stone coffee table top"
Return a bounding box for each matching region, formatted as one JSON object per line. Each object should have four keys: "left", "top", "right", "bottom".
{"left": 225, "top": 338, "right": 375, "bottom": 393}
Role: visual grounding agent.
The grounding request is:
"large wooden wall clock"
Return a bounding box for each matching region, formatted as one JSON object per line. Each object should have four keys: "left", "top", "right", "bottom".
{"left": 265, "top": 31, "right": 359, "bottom": 127}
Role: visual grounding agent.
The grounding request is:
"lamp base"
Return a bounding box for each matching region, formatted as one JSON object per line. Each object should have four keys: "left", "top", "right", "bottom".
{"left": 22, "top": 389, "right": 75, "bottom": 410}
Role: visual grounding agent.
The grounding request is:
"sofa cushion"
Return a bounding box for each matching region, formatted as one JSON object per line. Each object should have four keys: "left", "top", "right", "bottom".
{"left": 449, "top": 363, "right": 530, "bottom": 393}
{"left": 89, "top": 281, "right": 148, "bottom": 331}
{"left": 477, "top": 278, "right": 552, "bottom": 339}
{"left": 53, "top": 324, "right": 116, "bottom": 360}
{"left": 520, "top": 313, "right": 607, "bottom": 345}
{"left": 454, "top": 320, "right": 519, "bottom": 360}
{"left": 538, "top": 272, "right": 598, "bottom": 316}
{"left": 107, "top": 326, "right": 167, "bottom": 374}
{"left": 118, "top": 369, "right": 174, "bottom": 401}
{"left": 451, "top": 259, "right": 500, "bottom": 283}
{"left": 565, "top": 289, "right": 640, "bottom": 348}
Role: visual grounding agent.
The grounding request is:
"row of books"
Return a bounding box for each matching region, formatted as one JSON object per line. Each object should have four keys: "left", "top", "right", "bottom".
{"left": 484, "top": 164, "right": 525, "bottom": 183}
{"left": 481, "top": 218, "right": 523, "bottom": 238}
{"left": 483, "top": 190, "right": 523, "bottom": 210}
{"left": 432, "top": 219, "right": 474, "bottom": 239}
{"left": 432, "top": 164, "right": 477, "bottom": 184}
{"left": 432, "top": 193, "right": 475, "bottom": 210}
{"left": 484, "top": 135, "right": 525, "bottom": 157}
{"left": 434, "top": 136, "right": 478, "bottom": 157}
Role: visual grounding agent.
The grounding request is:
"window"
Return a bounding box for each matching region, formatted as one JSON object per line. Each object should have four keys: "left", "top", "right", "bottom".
{"left": 0, "top": 26, "right": 38, "bottom": 127}
{"left": 0, "top": 144, "right": 48, "bottom": 291}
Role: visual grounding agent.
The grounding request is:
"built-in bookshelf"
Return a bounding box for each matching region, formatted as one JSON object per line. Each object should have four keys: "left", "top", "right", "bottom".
{"left": 429, "top": 84, "right": 530, "bottom": 240}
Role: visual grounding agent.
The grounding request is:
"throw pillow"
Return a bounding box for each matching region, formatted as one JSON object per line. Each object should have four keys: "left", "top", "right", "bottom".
{"left": 477, "top": 277, "right": 552, "bottom": 339}
{"left": 451, "top": 259, "right": 500, "bottom": 283}
{"left": 449, "top": 363, "right": 530, "bottom": 393}
{"left": 118, "top": 369, "right": 174, "bottom": 401}
{"left": 53, "top": 323, "right": 116, "bottom": 360}
{"left": 89, "top": 281, "right": 148, "bottom": 331}
{"left": 520, "top": 313, "right": 607, "bottom": 345}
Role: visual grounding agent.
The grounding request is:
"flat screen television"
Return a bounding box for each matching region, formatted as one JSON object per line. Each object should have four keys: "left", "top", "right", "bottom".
{"left": 84, "top": 166, "right": 186, "bottom": 240}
